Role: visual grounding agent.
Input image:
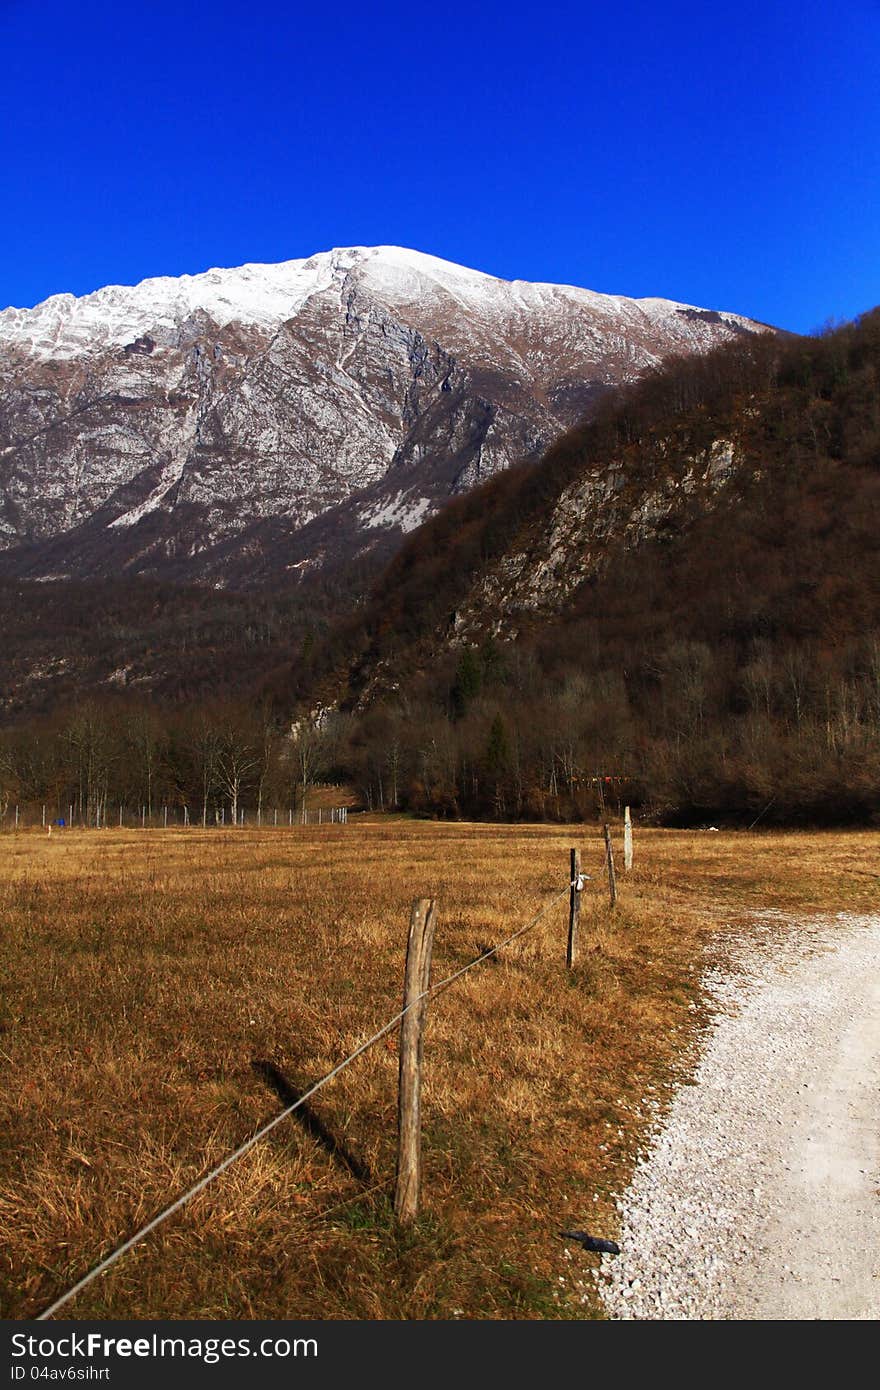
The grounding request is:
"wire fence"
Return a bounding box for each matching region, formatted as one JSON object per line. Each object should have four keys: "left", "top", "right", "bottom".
{"left": 1, "top": 803, "right": 349, "bottom": 831}
{"left": 37, "top": 877, "right": 575, "bottom": 1320}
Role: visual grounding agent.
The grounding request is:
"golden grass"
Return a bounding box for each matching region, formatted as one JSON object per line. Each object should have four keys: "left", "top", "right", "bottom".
{"left": 0, "top": 821, "right": 877, "bottom": 1320}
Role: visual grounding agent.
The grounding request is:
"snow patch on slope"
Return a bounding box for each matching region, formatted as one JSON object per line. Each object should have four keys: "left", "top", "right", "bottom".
{"left": 109, "top": 454, "right": 187, "bottom": 529}
{"left": 358, "top": 490, "right": 434, "bottom": 533}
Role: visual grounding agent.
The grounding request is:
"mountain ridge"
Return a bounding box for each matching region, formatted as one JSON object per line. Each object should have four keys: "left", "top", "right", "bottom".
{"left": 0, "top": 246, "right": 770, "bottom": 587}
{"left": 1, "top": 245, "right": 762, "bottom": 358}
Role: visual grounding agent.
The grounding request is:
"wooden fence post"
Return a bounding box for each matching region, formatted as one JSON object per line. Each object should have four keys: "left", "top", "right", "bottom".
{"left": 394, "top": 897, "right": 437, "bottom": 1225}
{"left": 603, "top": 824, "right": 618, "bottom": 907}
{"left": 624, "top": 806, "right": 633, "bottom": 872}
{"left": 567, "top": 847, "right": 581, "bottom": 968}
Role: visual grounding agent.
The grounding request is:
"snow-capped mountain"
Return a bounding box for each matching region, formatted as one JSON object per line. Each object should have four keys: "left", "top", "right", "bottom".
{"left": 0, "top": 246, "right": 769, "bottom": 585}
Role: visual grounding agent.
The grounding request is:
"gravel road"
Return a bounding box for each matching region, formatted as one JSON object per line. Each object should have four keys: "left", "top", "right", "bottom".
{"left": 597, "top": 912, "right": 880, "bottom": 1320}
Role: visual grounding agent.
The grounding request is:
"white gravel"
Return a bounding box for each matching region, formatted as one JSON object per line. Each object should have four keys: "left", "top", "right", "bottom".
{"left": 596, "top": 912, "right": 880, "bottom": 1320}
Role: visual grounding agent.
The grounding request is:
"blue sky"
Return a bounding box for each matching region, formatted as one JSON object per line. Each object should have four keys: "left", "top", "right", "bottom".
{"left": 1, "top": 0, "right": 878, "bottom": 332}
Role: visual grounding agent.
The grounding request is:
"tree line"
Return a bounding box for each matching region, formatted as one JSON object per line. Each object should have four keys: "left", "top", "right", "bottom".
{"left": 3, "top": 617, "right": 879, "bottom": 829}
{"left": 0, "top": 700, "right": 337, "bottom": 827}
{"left": 342, "top": 625, "right": 880, "bottom": 825}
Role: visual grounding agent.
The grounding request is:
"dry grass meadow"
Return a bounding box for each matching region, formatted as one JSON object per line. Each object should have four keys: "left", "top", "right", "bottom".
{"left": 1, "top": 819, "right": 878, "bottom": 1320}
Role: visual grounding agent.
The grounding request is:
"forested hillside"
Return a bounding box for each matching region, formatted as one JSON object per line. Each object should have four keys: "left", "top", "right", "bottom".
{"left": 327, "top": 310, "right": 880, "bottom": 824}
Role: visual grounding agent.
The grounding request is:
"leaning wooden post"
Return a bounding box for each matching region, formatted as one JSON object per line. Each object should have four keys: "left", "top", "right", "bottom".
{"left": 567, "top": 847, "right": 581, "bottom": 968}
{"left": 624, "top": 806, "right": 633, "bottom": 872}
{"left": 394, "top": 897, "right": 438, "bottom": 1225}
{"left": 603, "top": 823, "right": 618, "bottom": 907}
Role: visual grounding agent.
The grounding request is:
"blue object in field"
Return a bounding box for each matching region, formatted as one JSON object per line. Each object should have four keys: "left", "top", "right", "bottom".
{"left": 57, "top": 818, "right": 65, "bottom": 827}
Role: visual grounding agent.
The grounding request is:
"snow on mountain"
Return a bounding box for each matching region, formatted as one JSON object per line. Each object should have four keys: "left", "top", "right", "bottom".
{"left": 0, "top": 254, "right": 336, "bottom": 358}
{"left": 0, "top": 247, "right": 771, "bottom": 585}
{"left": 0, "top": 246, "right": 758, "bottom": 361}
